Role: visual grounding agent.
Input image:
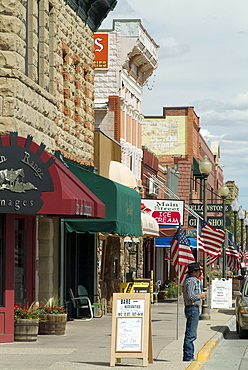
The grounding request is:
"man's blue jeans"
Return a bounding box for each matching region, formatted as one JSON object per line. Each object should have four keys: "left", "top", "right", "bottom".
{"left": 183, "top": 305, "right": 200, "bottom": 361}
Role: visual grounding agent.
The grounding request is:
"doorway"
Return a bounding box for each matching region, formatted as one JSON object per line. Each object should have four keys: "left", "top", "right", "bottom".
{"left": 64, "top": 231, "right": 96, "bottom": 318}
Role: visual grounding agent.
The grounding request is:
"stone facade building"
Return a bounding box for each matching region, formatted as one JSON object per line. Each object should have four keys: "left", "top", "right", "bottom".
{"left": 0, "top": 0, "right": 117, "bottom": 342}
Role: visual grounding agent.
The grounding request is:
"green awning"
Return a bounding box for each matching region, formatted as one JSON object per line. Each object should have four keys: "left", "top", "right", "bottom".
{"left": 64, "top": 162, "right": 142, "bottom": 236}
{"left": 193, "top": 157, "right": 201, "bottom": 176}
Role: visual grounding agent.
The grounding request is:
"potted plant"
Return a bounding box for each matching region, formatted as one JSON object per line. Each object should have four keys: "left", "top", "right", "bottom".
{"left": 14, "top": 303, "right": 39, "bottom": 341}
{"left": 37, "top": 297, "right": 67, "bottom": 335}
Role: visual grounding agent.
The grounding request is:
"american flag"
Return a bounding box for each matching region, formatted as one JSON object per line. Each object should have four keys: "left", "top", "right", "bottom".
{"left": 206, "top": 253, "right": 220, "bottom": 267}
{"left": 226, "top": 240, "right": 241, "bottom": 272}
{"left": 170, "top": 225, "right": 195, "bottom": 284}
{"left": 239, "top": 249, "right": 248, "bottom": 262}
{"left": 197, "top": 219, "right": 226, "bottom": 257}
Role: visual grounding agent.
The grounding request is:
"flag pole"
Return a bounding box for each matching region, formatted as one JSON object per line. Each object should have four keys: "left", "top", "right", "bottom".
{"left": 176, "top": 267, "right": 180, "bottom": 340}
{"left": 197, "top": 217, "right": 199, "bottom": 261}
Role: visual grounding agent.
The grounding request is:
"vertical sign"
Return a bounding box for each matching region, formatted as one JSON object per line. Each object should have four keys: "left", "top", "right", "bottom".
{"left": 110, "top": 293, "right": 153, "bottom": 367}
{"left": 94, "top": 33, "right": 109, "bottom": 69}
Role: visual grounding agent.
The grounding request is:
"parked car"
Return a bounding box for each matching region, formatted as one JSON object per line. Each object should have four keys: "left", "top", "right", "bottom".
{"left": 234, "top": 276, "right": 248, "bottom": 338}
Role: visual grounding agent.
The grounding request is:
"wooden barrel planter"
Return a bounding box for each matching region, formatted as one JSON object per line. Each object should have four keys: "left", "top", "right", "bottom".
{"left": 14, "top": 319, "right": 39, "bottom": 342}
{"left": 39, "top": 314, "right": 67, "bottom": 335}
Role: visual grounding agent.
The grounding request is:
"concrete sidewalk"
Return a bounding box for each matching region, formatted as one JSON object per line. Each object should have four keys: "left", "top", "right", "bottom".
{"left": 0, "top": 299, "right": 235, "bottom": 370}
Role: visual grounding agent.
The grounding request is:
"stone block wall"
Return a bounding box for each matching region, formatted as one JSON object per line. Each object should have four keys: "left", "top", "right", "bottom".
{"left": 0, "top": 0, "right": 95, "bottom": 165}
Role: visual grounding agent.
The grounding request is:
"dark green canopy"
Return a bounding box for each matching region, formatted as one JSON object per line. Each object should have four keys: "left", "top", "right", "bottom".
{"left": 65, "top": 162, "right": 142, "bottom": 237}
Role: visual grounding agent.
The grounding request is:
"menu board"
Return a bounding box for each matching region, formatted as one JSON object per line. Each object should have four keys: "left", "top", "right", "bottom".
{"left": 110, "top": 293, "right": 153, "bottom": 367}
{"left": 116, "top": 317, "right": 142, "bottom": 351}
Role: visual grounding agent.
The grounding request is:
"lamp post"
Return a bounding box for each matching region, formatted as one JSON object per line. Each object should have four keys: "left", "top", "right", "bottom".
{"left": 238, "top": 207, "right": 245, "bottom": 275}
{"left": 244, "top": 216, "right": 248, "bottom": 252}
{"left": 232, "top": 199, "right": 240, "bottom": 247}
{"left": 219, "top": 183, "right": 229, "bottom": 279}
{"left": 199, "top": 155, "right": 212, "bottom": 320}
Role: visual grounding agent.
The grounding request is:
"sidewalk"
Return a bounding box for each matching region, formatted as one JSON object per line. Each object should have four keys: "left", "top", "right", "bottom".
{"left": 0, "top": 299, "right": 235, "bottom": 370}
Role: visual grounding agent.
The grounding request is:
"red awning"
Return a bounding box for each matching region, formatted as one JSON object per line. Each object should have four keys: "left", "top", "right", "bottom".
{"left": 38, "top": 157, "right": 105, "bottom": 218}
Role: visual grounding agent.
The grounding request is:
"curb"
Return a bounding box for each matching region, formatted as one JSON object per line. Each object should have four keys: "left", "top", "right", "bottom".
{"left": 185, "top": 315, "right": 236, "bottom": 370}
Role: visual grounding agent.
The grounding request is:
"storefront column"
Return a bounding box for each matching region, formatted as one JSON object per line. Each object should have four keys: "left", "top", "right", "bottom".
{"left": 119, "top": 237, "right": 125, "bottom": 282}
{"left": 37, "top": 217, "right": 55, "bottom": 301}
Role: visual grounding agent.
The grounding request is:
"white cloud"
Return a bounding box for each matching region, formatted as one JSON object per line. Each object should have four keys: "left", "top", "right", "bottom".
{"left": 101, "top": 0, "right": 248, "bottom": 209}
{"left": 158, "top": 37, "right": 190, "bottom": 59}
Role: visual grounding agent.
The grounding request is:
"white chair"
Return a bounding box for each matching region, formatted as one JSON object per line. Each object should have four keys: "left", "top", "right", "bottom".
{"left": 69, "top": 288, "right": 94, "bottom": 321}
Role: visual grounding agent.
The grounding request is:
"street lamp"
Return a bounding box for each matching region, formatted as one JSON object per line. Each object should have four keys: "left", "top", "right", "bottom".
{"left": 238, "top": 207, "right": 245, "bottom": 275}
{"left": 231, "top": 199, "right": 240, "bottom": 247}
{"left": 219, "top": 183, "right": 229, "bottom": 279}
{"left": 244, "top": 216, "right": 248, "bottom": 252}
{"left": 199, "top": 155, "right": 212, "bottom": 320}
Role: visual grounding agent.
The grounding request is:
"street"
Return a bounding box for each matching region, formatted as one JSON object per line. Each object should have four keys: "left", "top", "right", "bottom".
{"left": 204, "top": 329, "right": 248, "bottom": 370}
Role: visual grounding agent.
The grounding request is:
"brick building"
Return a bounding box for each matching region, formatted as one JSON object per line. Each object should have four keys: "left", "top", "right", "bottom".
{"left": 94, "top": 19, "right": 159, "bottom": 188}
{"left": 142, "top": 106, "right": 226, "bottom": 282}
{"left": 143, "top": 106, "right": 225, "bottom": 227}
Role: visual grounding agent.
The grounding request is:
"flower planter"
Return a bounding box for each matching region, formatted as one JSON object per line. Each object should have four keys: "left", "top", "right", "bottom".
{"left": 39, "top": 314, "right": 67, "bottom": 335}
{"left": 14, "top": 319, "right": 39, "bottom": 342}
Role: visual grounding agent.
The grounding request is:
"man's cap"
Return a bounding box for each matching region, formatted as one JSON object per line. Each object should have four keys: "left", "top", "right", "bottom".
{"left": 185, "top": 262, "right": 202, "bottom": 274}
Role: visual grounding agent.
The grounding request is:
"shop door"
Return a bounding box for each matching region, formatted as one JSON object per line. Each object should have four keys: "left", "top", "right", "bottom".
{"left": 14, "top": 217, "right": 36, "bottom": 306}
{"left": 0, "top": 215, "right": 36, "bottom": 343}
{"left": 64, "top": 232, "right": 96, "bottom": 319}
{"left": 14, "top": 219, "right": 27, "bottom": 306}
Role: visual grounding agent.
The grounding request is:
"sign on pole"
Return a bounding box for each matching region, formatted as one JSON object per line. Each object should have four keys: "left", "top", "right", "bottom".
{"left": 110, "top": 293, "right": 153, "bottom": 367}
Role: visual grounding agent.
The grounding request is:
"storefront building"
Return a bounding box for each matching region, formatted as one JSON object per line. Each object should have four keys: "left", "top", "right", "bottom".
{"left": 61, "top": 161, "right": 142, "bottom": 313}
{"left": 0, "top": 133, "right": 105, "bottom": 342}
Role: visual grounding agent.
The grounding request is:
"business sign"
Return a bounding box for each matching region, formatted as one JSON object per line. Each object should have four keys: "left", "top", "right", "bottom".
{"left": 141, "top": 199, "right": 184, "bottom": 226}
{"left": 189, "top": 203, "right": 231, "bottom": 213}
{"left": 0, "top": 132, "right": 54, "bottom": 213}
{"left": 188, "top": 216, "right": 231, "bottom": 228}
{"left": 185, "top": 229, "right": 197, "bottom": 237}
{"left": 94, "top": 33, "right": 109, "bottom": 69}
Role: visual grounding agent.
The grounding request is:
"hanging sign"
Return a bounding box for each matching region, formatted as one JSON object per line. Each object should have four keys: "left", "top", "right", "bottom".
{"left": 189, "top": 203, "right": 231, "bottom": 213}
{"left": 110, "top": 293, "right": 153, "bottom": 367}
{"left": 141, "top": 199, "right": 184, "bottom": 226}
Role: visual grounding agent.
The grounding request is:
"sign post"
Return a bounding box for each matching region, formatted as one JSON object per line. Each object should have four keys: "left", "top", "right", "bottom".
{"left": 110, "top": 293, "right": 153, "bottom": 367}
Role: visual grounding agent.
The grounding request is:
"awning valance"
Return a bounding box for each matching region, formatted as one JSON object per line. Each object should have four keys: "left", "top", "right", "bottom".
{"left": 156, "top": 237, "right": 197, "bottom": 248}
{"left": 109, "top": 161, "right": 137, "bottom": 188}
{"left": 193, "top": 157, "right": 201, "bottom": 177}
{"left": 40, "top": 157, "right": 105, "bottom": 217}
{"left": 142, "top": 213, "right": 159, "bottom": 237}
{"left": 64, "top": 162, "right": 142, "bottom": 236}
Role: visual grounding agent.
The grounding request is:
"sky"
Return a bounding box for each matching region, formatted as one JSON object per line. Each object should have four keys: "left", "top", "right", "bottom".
{"left": 101, "top": 0, "right": 248, "bottom": 210}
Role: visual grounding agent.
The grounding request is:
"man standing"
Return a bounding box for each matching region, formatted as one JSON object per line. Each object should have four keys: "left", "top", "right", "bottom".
{"left": 183, "top": 262, "right": 207, "bottom": 361}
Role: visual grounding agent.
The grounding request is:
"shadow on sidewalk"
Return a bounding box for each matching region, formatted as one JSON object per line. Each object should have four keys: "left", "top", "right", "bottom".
{"left": 217, "top": 309, "right": 235, "bottom": 315}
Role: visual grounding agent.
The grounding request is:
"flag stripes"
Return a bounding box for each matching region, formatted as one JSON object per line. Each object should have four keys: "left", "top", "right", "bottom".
{"left": 198, "top": 219, "right": 225, "bottom": 257}
{"left": 170, "top": 225, "right": 195, "bottom": 284}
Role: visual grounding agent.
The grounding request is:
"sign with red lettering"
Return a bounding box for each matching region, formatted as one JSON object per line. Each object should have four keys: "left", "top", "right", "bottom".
{"left": 94, "top": 33, "right": 109, "bottom": 69}
{"left": 141, "top": 199, "right": 184, "bottom": 226}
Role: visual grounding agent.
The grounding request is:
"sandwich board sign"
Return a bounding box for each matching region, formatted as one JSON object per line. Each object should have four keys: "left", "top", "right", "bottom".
{"left": 211, "top": 278, "right": 232, "bottom": 309}
{"left": 110, "top": 293, "right": 153, "bottom": 367}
